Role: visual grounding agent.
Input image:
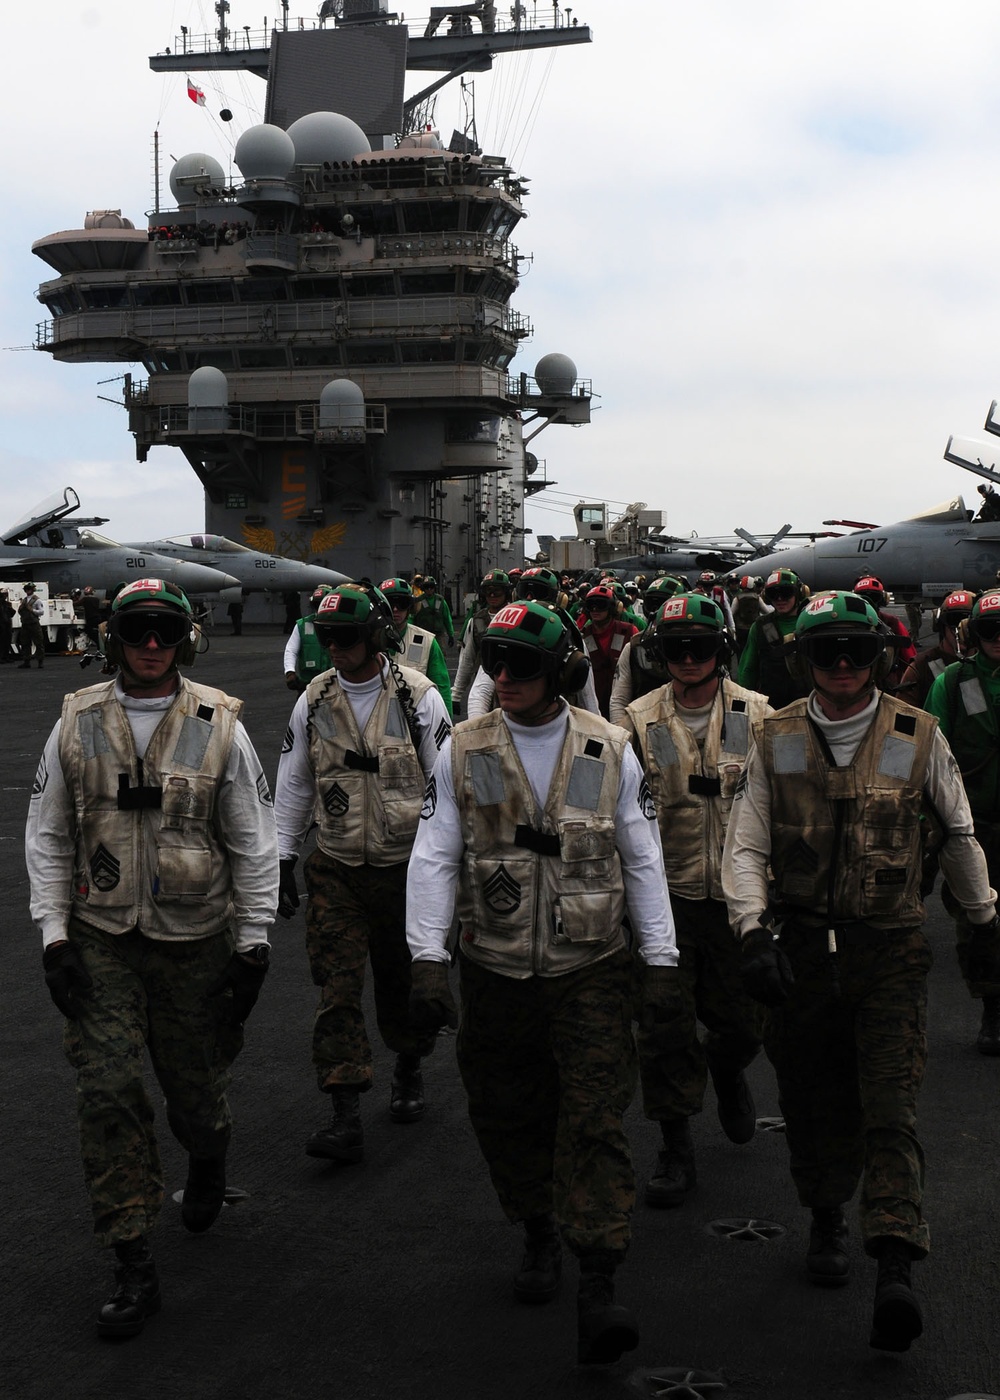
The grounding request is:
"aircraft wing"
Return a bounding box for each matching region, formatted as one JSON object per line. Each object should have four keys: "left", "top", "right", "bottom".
{"left": 0, "top": 550, "right": 75, "bottom": 575}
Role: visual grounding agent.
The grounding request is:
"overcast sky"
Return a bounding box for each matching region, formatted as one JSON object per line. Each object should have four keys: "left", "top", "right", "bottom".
{"left": 4, "top": 1, "right": 1000, "bottom": 552}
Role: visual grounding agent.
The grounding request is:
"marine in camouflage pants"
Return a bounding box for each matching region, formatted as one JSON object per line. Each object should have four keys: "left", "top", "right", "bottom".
{"left": 303, "top": 849, "right": 436, "bottom": 1092}
{"left": 762, "top": 920, "right": 932, "bottom": 1258}
{"left": 63, "top": 918, "right": 241, "bottom": 1247}
{"left": 636, "top": 894, "right": 761, "bottom": 1122}
{"left": 457, "top": 947, "right": 637, "bottom": 1260}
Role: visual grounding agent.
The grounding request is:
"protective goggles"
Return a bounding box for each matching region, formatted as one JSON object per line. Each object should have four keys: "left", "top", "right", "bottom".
{"left": 112, "top": 611, "right": 191, "bottom": 649}
{"left": 656, "top": 632, "right": 724, "bottom": 663}
{"left": 315, "top": 624, "right": 365, "bottom": 649}
{"left": 480, "top": 638, "right": 550, "bottom": 682}
{"left": 940, "top": 611, "right": 970, "bottom": 630}
{"left": 519, "top": 582, "right": 555, "bottom": 601}
{"left": 764, "top": 586, "right": 797, "bottom": 602}
{"left": 797, "top": 631, "right": 884, "bottom": 670}
{"left": 975, "top": 618, "right": 1000, "bottom": 641}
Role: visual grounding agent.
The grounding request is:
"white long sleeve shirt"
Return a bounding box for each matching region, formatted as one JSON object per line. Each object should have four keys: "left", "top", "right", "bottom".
{"left": 406, "top": 702, "right": 678, "bottom": 967}
{"left": 26, "top": 680, "right": 279, "bottom": 951}
{"left": 274, "top": 658, "right": 451, "bottom": 860}
{"left": 722, "top": 690, "right": 996, "bottom": 935}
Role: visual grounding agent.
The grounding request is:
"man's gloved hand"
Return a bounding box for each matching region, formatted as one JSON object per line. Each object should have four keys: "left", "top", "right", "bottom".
{"left": 965, "top": 912, "right": 1000, "bottom": 984}
{"left": 637, "top": 963, "right": 686, "bottom": 1050}
{"left": 207, "top": 949, "right": 269, "bottom": 1026}
{"left": 740, "top": 924, "right": 795, "bottom": 1008}
{"left": 409, "top": 959, "right": 458, "bottom": 1034}
{"left": 42, "top": 941, "right": 93, "bottom": 1019}
{"left": 284, "top": 671, "right": 300, "bottom": 692}
{"left": 278, "top": 856, "right": 300, "bottom": 920}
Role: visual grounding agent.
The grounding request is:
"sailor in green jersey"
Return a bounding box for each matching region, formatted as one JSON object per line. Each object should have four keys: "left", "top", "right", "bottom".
{"left": 283, "top": 585, "right": 334, "bottom": 693}
{"left": 411, "top": 575, "right": 454, "bottom": 648}
{"left": 925, "top": 588, "right": 1000, "bottom": 1053}
{"left": 737, "top": 568, "right": 810, "bottom": 709}
{"left": 378, "top": 577, "right": 453, "bottom": 715}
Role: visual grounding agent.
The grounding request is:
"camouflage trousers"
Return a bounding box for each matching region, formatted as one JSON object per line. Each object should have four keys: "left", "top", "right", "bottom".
{"left": 303, "top": 849, "right": 436, "bottom": 1093}
{"left": 762, "top": 921, "right": 932, "bottom": 1258}
{"left": 457, "top": 948, "right": 637, "bottom": 1261}
{"left": 637, "top": 895, "right": 761, "bottom": 1122}
{"left": 63, "top": 918, "right": 241, "bottom": 1247}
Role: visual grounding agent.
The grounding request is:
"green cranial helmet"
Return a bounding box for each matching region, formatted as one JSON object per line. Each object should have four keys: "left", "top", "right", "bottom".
{"left": 480, "top": 567, "right": 512, "bottom": 599}
{"left": 480, "top": 600, "right": 589, "bottom": 696}
{"left": 643, "top": 575, "right": 684, "bottom": 610}
{"left": 515, "top": 565, "right": 560, "bottom": 603}
{"left": 794, "top": 590, "right": 881, "bottom": 637}
{"left": 315, "top": 581, "right": 393, "bottom": 653}
{"left": 763, "top": 567, "right": 803, "bottom": 601}
{"left": 111, "top": 577, "right": 192, "bottom": 616}
{"left": 378, "top": 576, "right": 413, "bottom": 602}
{"left": 654, "top": 592, "right": 726, "bottom": 632}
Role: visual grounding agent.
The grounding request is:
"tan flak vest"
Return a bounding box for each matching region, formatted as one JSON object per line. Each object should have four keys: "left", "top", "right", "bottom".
{"left": 762, "top": 695, "right": 937, "bottom": 929}
{"left": 399, "top": 622, "right": 434, "bottom": 675}
{"left": 307, "top": 662, "right": 434, "bottom": 867}
{"left": 58, "top": 676, "right": 242, "bottom": 940}
{"left": 627, "top": 678, "right": 770, "bottom": 901}
{"left": 450, "top": 708, "right": 627, "bottom": 979}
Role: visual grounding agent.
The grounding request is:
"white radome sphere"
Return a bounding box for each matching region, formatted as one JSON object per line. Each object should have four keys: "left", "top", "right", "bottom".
{"left": 188, "top": 366, "right": 229, "bottom": 408}
{"left": 234, "top": 124, "right": 296, "bottom": 181}
{"left": 319, "top": 379, "right": 365, "bottom": 429}
{"left": 534, "top": 353, "right": 578, "bottom": 395}
{"left": 169, "top": 153, "right": 226, "bottom": 203}
{"left": 287, "top": 111, "right": 371, "bottom": 166}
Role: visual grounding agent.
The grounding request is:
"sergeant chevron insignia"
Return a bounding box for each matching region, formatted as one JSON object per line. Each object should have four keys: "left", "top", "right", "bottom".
{"left": 483, "top": 863, "right": 522, "bottom": 915}
{"left": 90, "top": 844, "right": 121, "bottom": 892}
{"left": 322, "top": 782, "right": 350, "bottom": 817}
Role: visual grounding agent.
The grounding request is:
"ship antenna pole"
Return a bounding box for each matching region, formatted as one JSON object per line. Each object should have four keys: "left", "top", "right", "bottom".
{"left": 153, "top": 128, "right": 160, "bottom": 217}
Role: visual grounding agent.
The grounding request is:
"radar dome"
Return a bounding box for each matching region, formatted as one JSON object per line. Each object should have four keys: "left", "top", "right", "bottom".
{"left": 319, "top": 378, "right": 365, "bottom": 429}
{"left": 534, "top": 353, "right": 578, "bottom": 396}
{"left": 169, "top": 153, "right": 226, "bottom": 204}
{"left": 287, "top": 111, "right": 371, "bottom": 166}
{"left": 235, "top": 124, "right": 296, "bottom": 181}
{"left": 188, "top": 366, "right": 229, "bottom": 409}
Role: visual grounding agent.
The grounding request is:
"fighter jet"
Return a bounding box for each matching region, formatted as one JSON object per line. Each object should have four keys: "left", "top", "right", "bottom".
{"left": 119, "top": 533, "right": 348, "bottom": 593}
{"left": 1, "top": 488, "right": 240, "bottom": 596}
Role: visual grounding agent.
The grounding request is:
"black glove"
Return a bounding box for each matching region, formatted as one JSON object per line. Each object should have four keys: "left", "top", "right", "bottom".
{"left": 637, "top": 964, "right": 687, "bottom": 1050}
{"left": 207, "top": 949, "right": 269, "bottom": 1026}
{"left": 409, "top": 960, "right": 458, "bottom": 1034}
{"left": 740, "top": 925, "right": 795, "bottom": 1008}
{"left": 966, "top": 913, "right": 1000, "bottom": 984}
{"left": 42, "top": 941, "right": 93, "bottom": 1019}
{"left": 278, "top": 856, "right": 300, "bottom": 920}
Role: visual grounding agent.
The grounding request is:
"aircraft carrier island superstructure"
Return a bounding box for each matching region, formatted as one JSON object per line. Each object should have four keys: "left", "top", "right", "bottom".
{"left": 31, "top": 2, "right": 593, "bottom": 597}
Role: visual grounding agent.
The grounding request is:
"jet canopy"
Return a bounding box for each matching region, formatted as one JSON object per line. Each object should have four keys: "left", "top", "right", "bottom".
{"left": 165, "top": 534, "right": 256, "bottom": 554}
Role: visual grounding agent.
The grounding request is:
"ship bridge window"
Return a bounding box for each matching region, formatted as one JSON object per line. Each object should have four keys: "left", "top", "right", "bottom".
{"left": 292, "top": 347, "right": 343, "bottom": 367}
{"left": 193, "top": 350, "right": 235, "bottom": 370}
{"left": 43, "top": 292, "right": 78, "bottom": 316}
{"left": 293, "top": 278, "right": 341, "bottom": 301}
{"left": 399, "top": 272, "right": 457, "bottom": 295}
{"left": 132, "top": 284, "right": 183, "bottom": 308}
{"left": 400, "top": 341, "right": 456, "bottom": 363}
{"left": 446, "top": 414, "right": 502, "bottom": 445}
{"left": 344, "top": 341, "right": 396, "bottom": 366}
{"left": 401, "top": 201, "right": 460, "bottom": 234}
{"left": 83, "top": 286, "right": 129, "bottom": 310}
{"left": 360, "top": 205, "right": 402, "bottom": 236}
{"left": 238, "top": 278, "right": 289, "bottom": 303}
{"left": 142, "top": 353, "right": 184, "bottom": 372}
{"left": 186, "top": 281, "right": 236, "bottom": 305}
{"left": 343, "top": 274, "right": 395, "bottom": 298}
{"left": 239, "top": 348, "right": 289, "bottom": 369}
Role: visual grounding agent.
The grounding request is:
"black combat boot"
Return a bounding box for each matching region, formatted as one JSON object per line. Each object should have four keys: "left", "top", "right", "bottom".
{"left": 976, "top": 996, "right": 1000, "bottom": 1055}
{"left": 869, "top": 1237, "right": 923, "bottom": 1351}
{"left": 181, "top": 1153, "right": 227, "bottom": 1233}
{"left": 389, "top": 1053, "right": 425, "bottom": 1122}
{"left": 513, "top": 1213, "right": 562, "bottom": 1304}
{"left": 805, "top": 1206, "right": 850, "bottom": 1286}
{"left": 576, "top": 1251, "right": 639, "bottom": 1365}
{"left": 645, "top": 1118, "right": 696, "bottom": 1208}
{"left": 305, "top": 1088, "right": 364, "bottom": 1162}
{"left": 96, "top": 1236, "right": 161, "bottom": 1339}
{"left": 709, "top": 1063, "right": 757, "bottom": 1144}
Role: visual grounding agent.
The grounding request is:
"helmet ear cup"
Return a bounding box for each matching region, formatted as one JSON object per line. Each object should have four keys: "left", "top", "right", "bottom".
{"left": 558, "top": 648, "right": 590, "bottom": 696}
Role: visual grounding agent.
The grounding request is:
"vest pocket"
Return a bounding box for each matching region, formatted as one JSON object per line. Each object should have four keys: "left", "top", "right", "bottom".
{"left": 557, "top": 819, "right": 615, "bottom": 879}
{"left": 154, "top": 845, "right": 213, "bottom": 899}
{"left": 552, "top": 891, "right": 619, "bottom": 944}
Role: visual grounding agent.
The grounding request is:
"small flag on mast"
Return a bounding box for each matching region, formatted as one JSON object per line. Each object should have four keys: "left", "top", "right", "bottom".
{"left": 187, "top": 78, "right": 206, "bottom": 107}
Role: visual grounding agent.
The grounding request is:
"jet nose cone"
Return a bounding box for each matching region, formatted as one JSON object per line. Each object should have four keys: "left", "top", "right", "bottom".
{"left": 170, "top": 562, "right": 242, "bottom": 594}
{"left": 299, "top": 564, "right": 350, "bottom": 589}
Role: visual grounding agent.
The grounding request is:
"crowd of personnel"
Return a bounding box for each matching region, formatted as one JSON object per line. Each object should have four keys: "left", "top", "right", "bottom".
{"left": 22, "top": 558, "right": 1000, "bottom": 1369}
